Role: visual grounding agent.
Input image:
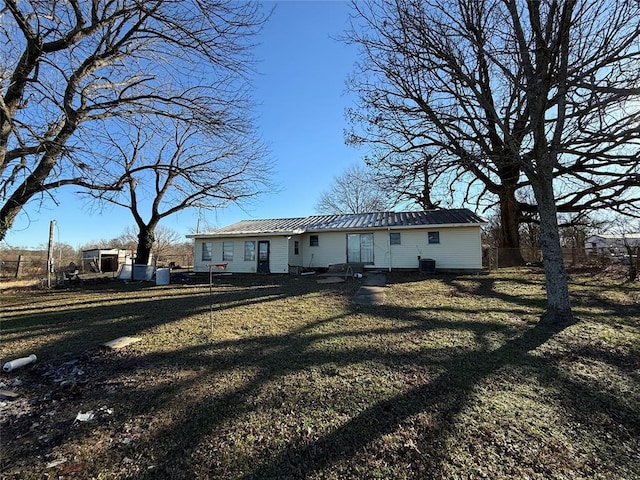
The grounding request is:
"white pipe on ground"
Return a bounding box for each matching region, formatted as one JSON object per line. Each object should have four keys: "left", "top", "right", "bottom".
{"left": 3, "top": 354, "right": 37, "bottom": 372}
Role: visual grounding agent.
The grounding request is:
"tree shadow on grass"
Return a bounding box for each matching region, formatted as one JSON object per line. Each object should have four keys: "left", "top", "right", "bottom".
{"left": 83, "top": 304, "right": 566, "bottom": 479}
{"left": 233, "top": 320, "right": 569, "bottom": 479}
{"left": 0, "top": 275, "right": 337, "bottom": 359}
{"left": 2, "top": 273, "right": 637, "bottom": 478}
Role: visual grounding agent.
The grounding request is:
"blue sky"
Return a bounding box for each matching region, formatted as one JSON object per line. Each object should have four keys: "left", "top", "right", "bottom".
{"left": 3, "top": 0, "right": 364, "bottom": 249}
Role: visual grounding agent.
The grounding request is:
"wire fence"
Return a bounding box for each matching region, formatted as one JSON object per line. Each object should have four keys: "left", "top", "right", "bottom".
{"left": 483, "top": 247, "right": 639, "bottom": 270}
{"left": 3, "top": 248, "right": 634, "bottom": 280}
{"left": 153, "top": 254, "right": 193, "bottom": 269}
{"left": 1, "top": 253, "right": 82, "bottom": 281}
{"left": 1, "top": 256, "right": 45, "bottom": 279}
{"left": 1, "top": 252, "right": 193, "bottom": 281}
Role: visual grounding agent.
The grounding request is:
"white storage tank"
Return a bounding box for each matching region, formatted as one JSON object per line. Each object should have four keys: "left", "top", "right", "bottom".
{"left": 155, "top": 268, "right": 170, "bottom": 285}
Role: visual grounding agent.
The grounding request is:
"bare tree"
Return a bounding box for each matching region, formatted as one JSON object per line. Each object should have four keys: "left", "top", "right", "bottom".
{"left": 150, "top": 226, "right": 183, "bottom": 263}
{"left": 0, "top": 0, "right": 267, "bottom": 241}
{"left": 602, "top": 218, "right": 640, "bottom": 282}
{"left": 346, "top": 0, "right": 640, "bottom": 325}
{"left": 345, "top": 0, "right": 531, "bottom": 265}
{"left": 364, "top": 151, "right": 444, "bottom": 210}
{"left": 88, "top": 119, "right": 271, "bottom": 264}
{"left": 114, "top": 228, "right": 140, "bottom": 252}
{"left": 315, "top": 164, "right": 397, "bottom": 214}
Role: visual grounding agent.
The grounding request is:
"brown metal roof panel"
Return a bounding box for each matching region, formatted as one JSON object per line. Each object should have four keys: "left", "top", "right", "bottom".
{"left": 192, "top": 208, "right": 486, "bottom": 237}
{"left": 207, "top": 217, "right": 308, "bottom": 235}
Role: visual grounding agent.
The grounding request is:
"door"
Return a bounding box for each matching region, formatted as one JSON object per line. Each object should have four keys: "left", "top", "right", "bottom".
{"left": 347, "top": 233, "right": 374, "bottom": 264}
{"left": 257, "top": 240, "right": 270, "bottom": 273}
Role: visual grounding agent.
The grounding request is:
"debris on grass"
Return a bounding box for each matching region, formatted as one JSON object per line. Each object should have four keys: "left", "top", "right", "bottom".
{"left": 75, "top": 411, "right": 94, "bottom": 422}
{"left": 0, "top": 389, "right": 20, "bottom": 400}
{"left": 0, "top": 270, "right": 637, "bottom": 479}
{"left": 45, "top": 458, "right": 67, "bottom": 469}
{"left": 317, "top": 277, "right": 345, "bottom": 284}
{"left": 3, "top": 354, "right": 37, "bottom": 372}
{"left": 102, "top": 336, "right": 142, "bottom": 350}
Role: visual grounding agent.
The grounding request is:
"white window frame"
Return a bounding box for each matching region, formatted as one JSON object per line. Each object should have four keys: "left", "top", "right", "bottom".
{"left": 223, "top": 241, "right": 234, "bottom": 261}
{"left": 202, "top": 242, "right": 212, "bottom": 261}
{"left": 244, "top": 241, "right": 256, "bottom": 261}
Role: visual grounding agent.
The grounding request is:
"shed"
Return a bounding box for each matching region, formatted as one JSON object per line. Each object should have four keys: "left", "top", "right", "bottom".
{"left": 81, "top": 249, "right": 132, "bottom": 273}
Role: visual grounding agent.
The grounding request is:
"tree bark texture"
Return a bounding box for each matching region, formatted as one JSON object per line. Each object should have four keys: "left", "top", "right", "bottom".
{"left": 497, "top": 186, "right": 525, "bottom": 266}
{"left": 532, "top": 173, "right": 574, "bottom": 326}
{"left": 136, "top": 227, "right": 156, "bottom": 265}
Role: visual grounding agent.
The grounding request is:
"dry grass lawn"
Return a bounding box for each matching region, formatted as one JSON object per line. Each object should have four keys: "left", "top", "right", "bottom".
{"left": 1, "top": 269, "right": 638, "bottom": 479}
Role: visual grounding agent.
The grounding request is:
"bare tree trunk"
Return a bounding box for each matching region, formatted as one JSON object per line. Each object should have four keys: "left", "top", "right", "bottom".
{"left": 0, "top": 145, "right": 69, "bottom": 242}
{"left": 498, "top": 186, "right": 525, "bottom": 266}
{"left": 136, "top": 227, "right": 156, "bottom": 265}
{"left": 535, "top": 181, "right": 574, "bottom": 326}
{"left": 625, "top": 244, "right": 637, "bottom": 282}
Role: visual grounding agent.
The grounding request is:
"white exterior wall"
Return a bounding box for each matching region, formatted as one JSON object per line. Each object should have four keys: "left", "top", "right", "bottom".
{"left": 391, "top": 227, "right": 482, "bottom": 270}
{"left": 288, "top": 235, "right": 304, "bottom": 267}
{"left": 193, "top": 225, "right": 483, "bottom": 273}
{"left": 300, "top": 226, "right": 482, "bottom": 270}
{"left": 193, "top": 236, "right": 291, "bottom": 273}
{"left": 301, "top": 232, "right": 347, "bottom": 268}
{"left": 268, "top": 237, "right": 290, "bottom": 274}
{"left": 376, "top": 227, "right": 482, "bottom": 270}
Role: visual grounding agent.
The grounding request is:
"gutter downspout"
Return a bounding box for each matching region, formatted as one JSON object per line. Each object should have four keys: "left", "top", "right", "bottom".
{"left": 387, "top": 227, "right": 392, "bottom": 272}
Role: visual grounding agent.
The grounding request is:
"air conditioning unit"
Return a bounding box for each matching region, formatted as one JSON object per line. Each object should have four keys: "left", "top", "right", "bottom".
{"left": 419, "top": 258, "right": 436, "bottom": 273}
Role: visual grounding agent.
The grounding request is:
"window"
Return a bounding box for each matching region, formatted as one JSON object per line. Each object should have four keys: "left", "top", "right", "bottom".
{"left": 428, "top": 231, "right": 440, "bottom": 244}
{"left": 202, "top": 242, "right": 212, "bottom": 261}
{"left": 223, "top": 241, "right": 234, "bottom": 261}
{"left": 310, "top": 235, "right": 319, "bottom": 247}
{"left": 389, "top": 232, "right": 401, "bottom": 245}
{"left": 244, "top": 241, "right": 256, "bottom": 261}
{"left": 294, "top": 240, "right": 299, "bottom": 255}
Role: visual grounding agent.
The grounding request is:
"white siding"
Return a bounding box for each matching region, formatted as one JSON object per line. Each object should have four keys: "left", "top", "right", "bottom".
{"left": 288, "top": 235, "right": 304, "bottom": 267}
{"left": 269, "top": 237, "right": 290, "bottom": 274}
{"left": 301, "top": 227, "right": 482, "bottom": 271}
{"left": 302, "top": 232, "right": 347, "bottom": 268}
{"left": 193, "top": 236, "right": 292, "bottom": 273}
{"left": 193, "top": 226, "right": 483, "bottom": 273}
{"left": 388, "top": 227, "right": 482, "bottom": 270}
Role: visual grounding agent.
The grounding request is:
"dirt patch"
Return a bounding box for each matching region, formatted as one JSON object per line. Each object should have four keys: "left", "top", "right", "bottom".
{"left": 1, "top": 347, "right": 152, "bottom": 476}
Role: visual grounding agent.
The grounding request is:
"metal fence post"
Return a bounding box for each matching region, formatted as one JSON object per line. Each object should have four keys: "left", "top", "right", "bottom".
{"left": 15, "top": 255, "right": 23, "bottom": 278}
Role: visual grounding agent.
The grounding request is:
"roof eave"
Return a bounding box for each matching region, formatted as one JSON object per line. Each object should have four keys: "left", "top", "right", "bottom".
{"left": 277, "top": 222, "right": 487, "bottom": 234}
{"left": 187, "top": 230, "right": 303, "bottom": 239}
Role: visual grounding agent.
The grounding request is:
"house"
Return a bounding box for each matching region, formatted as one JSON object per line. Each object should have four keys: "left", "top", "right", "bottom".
{"left": 585, "top": 233, "right": 640, "bottom": 256}
{"left": 187, "top": 209, "right": 487, "bottom": 274}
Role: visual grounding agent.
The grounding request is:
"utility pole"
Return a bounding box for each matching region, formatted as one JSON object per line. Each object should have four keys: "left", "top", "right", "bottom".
{"left": 47, "top": 220, "right": 55, "bottom": 288}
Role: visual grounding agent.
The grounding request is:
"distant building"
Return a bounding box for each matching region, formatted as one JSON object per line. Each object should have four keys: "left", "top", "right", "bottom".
{"left": 586, "top": 234, "right": 640, "bottom": 256}
{"left": 81, "top": 249, "right": 133, "bottom": 272}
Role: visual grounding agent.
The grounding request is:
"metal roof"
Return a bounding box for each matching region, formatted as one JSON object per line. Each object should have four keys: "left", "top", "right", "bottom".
{"left": 188, "top": 209, "right": 486, "bottom": 238}
{"left": 206, "top": 217, "right": 309, "bottom": 235}
{"left": 588, "top": 233, "right": 640, "bottom": 240}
